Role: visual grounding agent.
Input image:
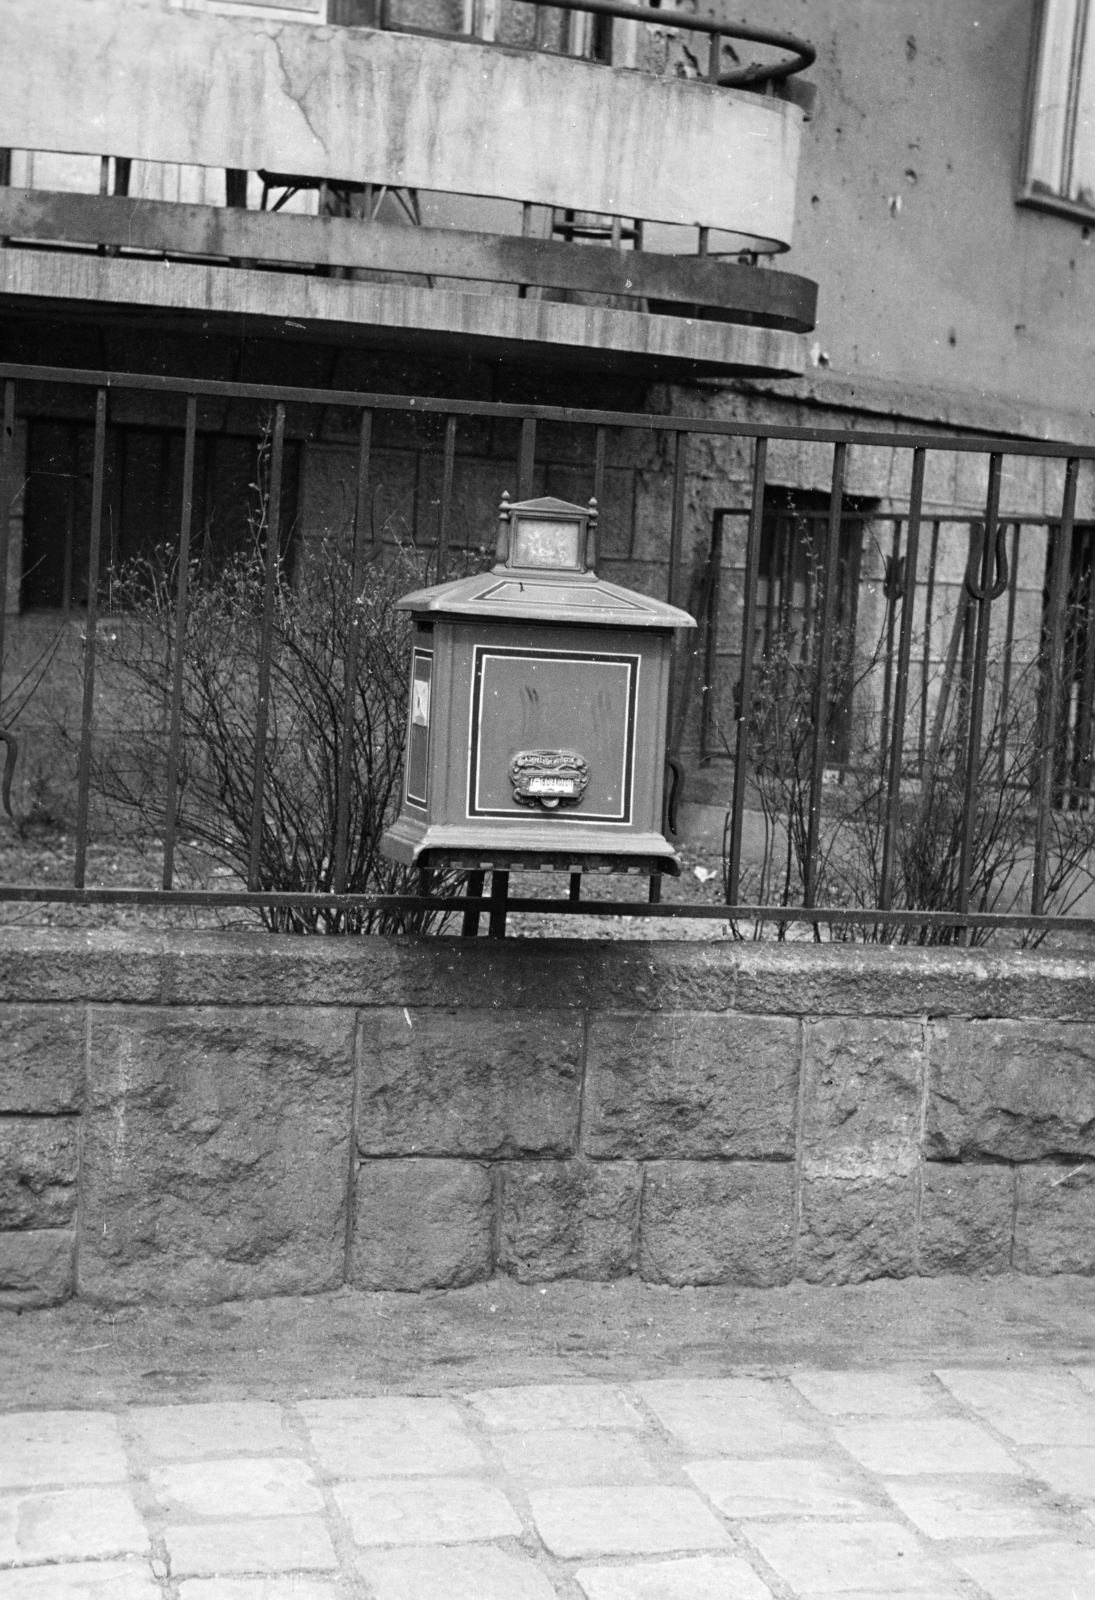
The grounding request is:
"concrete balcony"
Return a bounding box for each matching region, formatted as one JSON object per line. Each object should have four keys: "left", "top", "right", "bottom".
{"left": 0, "top": 0, "right": 817, "bottom": 378}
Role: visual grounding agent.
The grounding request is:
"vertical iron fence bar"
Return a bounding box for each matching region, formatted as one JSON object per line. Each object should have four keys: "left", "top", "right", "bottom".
{"left": 1077, "top": 537, "right": 1095, "bottom": 794}
{"left": 0, "top": 378, "right": 13, "bottom": 705}
{"left": 247, "top": 403, "right": 286, "bottom": 892}
{"left": 726, "top": 437, "right": 766, "bottom": 905}
{"left": 956, "top": 453, "right": 1003, "bottom": 932}
{"left": 518, "top": 417, "right": 536, "bottom": 500}
{"left": 804, "top": 442, "right": 847, "bottom": 909}
{"left": 665, "top": 431, "right": 688, "bottom": 757}
{"left": 996, "top": 522, "right": 1021, "bottom": 785}
{"left": 878, "top": 517, "right": 902, "bottom": 775}
{"left": 438, "top": 413, "right": 456, "bottom": 580}
{"left": 593, "top": 425, "right": 606, "bottom": 509}
{"left": 699, "top": 513, "right": 723, "bottom": 761}
{"left": 919, "top": 518, "right": 940, "bottom": 770}
{"left": 488, "top": 868, "right": 509, "bottom": 938}
{"left": 1033, "top": 459, "right": 1078, "bottom": 915}
{"left": 73, "top": 388, "right": 107, "bottom": 890}
{"left": 879, "top": 448, "right": 925, "bottom": 911}
{"left": 461, "top": 868, "right": 484, "bottom": 937}
{"left": 333, "top": 408, "right": 372, "bottom": 896}
{"left": 161, "top": 395, "right": 197, "bottom": 891}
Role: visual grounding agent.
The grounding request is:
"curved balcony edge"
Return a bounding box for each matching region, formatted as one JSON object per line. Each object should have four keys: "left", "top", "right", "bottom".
{"left": 0, "top": 248, "right": 808, "bottom": 379}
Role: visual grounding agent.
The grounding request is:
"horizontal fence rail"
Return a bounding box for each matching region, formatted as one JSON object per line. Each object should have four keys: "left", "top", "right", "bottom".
{"left": 1, "top": 361, "right": 1095, "bottom": 944}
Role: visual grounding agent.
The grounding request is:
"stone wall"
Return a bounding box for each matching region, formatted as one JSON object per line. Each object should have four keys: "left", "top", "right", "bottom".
{"left": 1, "top": 929, "right": 1094, "bottom": 1308}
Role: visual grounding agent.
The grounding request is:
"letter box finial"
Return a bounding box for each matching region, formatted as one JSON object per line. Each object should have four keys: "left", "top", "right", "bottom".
{"left": 495, "top": 490, "right": 513, "bottom": 564}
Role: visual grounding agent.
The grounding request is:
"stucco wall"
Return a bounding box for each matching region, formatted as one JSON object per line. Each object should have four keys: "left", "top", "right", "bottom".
{"left": 3, "top": 929, "right": 1094, "bottom": 1309}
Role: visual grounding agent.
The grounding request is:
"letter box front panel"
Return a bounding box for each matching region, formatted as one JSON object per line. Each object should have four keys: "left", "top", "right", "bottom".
{"left": 468, "top": 645, "right": 638, "bottom": 823}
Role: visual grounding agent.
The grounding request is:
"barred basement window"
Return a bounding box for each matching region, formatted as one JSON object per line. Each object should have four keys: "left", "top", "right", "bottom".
{"left": 1020, "top": 0, "right": 1095, "bottom": 219}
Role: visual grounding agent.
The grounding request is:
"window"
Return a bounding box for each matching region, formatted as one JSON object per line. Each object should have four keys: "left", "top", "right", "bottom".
{"left": 1020, "top": 0, "right": 1095, "bottom": 217}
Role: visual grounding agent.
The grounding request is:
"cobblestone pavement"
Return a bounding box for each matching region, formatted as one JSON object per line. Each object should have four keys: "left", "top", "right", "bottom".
{"left": 1, "top": 1366, "right": 1094, "bottom": 1598}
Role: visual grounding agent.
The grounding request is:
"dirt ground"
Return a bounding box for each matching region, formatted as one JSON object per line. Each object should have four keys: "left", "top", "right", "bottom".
{"left": 4, "top": 1274, "right": 1095, "bottom": 1413}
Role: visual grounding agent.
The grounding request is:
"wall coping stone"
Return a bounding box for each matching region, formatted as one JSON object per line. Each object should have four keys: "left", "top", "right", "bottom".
{"left": 1, "top": 928, "right": 1094, "bottom": 1019}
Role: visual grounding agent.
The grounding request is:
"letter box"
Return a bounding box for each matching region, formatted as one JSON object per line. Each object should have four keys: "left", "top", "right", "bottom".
{"left": 381, "top": 494, "right": 696, "bottom": 883}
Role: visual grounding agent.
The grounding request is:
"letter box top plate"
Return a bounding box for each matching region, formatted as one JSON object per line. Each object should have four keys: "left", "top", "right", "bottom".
{"left": 395, "top": 571, "right": 695, "bottom": 630}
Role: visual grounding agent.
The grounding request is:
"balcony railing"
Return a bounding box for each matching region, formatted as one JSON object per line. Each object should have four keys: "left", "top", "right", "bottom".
{"left": 2, "top": 363, "right": 1095, "bottom": 943}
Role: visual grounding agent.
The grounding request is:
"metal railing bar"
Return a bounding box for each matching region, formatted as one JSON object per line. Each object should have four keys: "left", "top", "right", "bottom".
{"left": 879, "top": 448, "right": 925, "bottom": 911}
{"left": 161, "top": 395, "right": 197, "bottom": 891}
{"left": 0, "top": 378, "right": 14, "bottom": 706}
{"left": 438, "top": 413, "right": 456, "bottom": 579}
{"left": 518, "top": 417, "right": 536, "bottom": 501}
{"left": 804, "top": 441, "right": 846, "bottom": 909}
{"left": 247, "top": 402, "right": 286, "bottom": 892}
{"left": 996, "top": 521, "right": 1021, "bottom": 786}
{"left": 73, "top": 388, "right": 107, "bottom": 890}
{"left": 877, "top": 516, "right": 902, "bottom": 772}
{"left": 956, "top": 453, "right": 1003, "bottom": 931}
{"left": 1032, "top": 458, "right": 1078, "bottom": 914}
{"left": 666, "top": 430, "right": 688, "bottom": 758}
{"left": 919, "top": 517, "right": 940, "bottom": 772}
{"left": 4, "top": 364, "right": 1095, "bottom": 459}
{"left": 699, "top": 511, "right": 723, "bottom": 762}
{"left": 333, "top": 408, "right": 373, "bottom": 897}
{"left": 725, "top": 437, "right": 766, "bottom": 905}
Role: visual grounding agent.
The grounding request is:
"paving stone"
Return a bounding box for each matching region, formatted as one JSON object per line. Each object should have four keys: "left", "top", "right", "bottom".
{"left": 934, "top": 1367, "right": 1095, "bottom": 1446}
{"left": 637, "top": 1379, "right": 821, "bottom": 1456}
{"left": 333, "top": 1477, "right": 523, "bottom": 1545}
{"left": 575, "top": 1554, "right": 775, "bottom": 1600}
{"left": 0, "top": 1484, "right": 149, "bottom": 1565}
{"left": 528, "top": 1485, "right": 733, "bottom": 1558}
{"left": 165, "top": 1517, "right": 339, "bottom": 1576}
{"left": 582, "top": 1012, "right": 799, "bottom": 1159}
{"left": 470, "top": 1384, "right": 642, "bottom": 1431}
{"left": 0, "top": 1003, "right": 85, "bottom": 1113}
{"left": 299, "top": 1396, "right": 484, "bottom": 1477}
{"left": 798, "top": 1169, "right": 917, "bottom": 1285}
{"left": 79, "top": 1007, "right": 355, "bottom": 1305}
{"left": 350, "top": 1159, "right": 493, "bottom": 1291}
{"left": 0, "top": 1227, "right": 75, "bottom": 1309}
{"left": 790, "top": 1371, "right": 942, "bottom": 1418}
{"left": 741, "top": 1519, "right": 949, "bottom": 1593}
{"left": 0, "top": 1559, "right": 160, "bottom": 1598}
{"left": 0, "top": 1116, "right": 79, "bottom": 1228}
{"left": 802, "top": 1018, "right": 925, "bottom": 1162}
{"left": 150, "top": 1457, "right": 323, "bottom": 1517}
{"left": 498, "top": 1160, "right": 640, "bottom": 1282}
{"left": 0, "top": 1410, "right": 128, "bottom": 1488}
{"left": 918, "top": 1164, "right": 1015, "bottom": 1276}
{"left": 926, "top": 1019, "right": 1095, "bottom": 1160}
{"left": 356, "top": 1544, "right": 557, "bottom": 1599}
{"left": 955, "top": 1542, "right": 1095, "bottom": 1600}
{"left": 178, "top": 1586, "right": 340, "bottom": 1600}
{"left": 685, "top": 1456, "right": 877, "bottom": 1518}
{"left": 490, "top": 1427, "right": 659, "bottom": 1485}
{"left": 1018, "top": 1446, "right": 1095, "bottom": 1498}
{"left": 639, "top": 1162, "right": 795, "bottom": 1287}
{"left": 884, "top": 1478, "right": 1071, "bottom": 1540}
{"left": 127, "top": 1401, "right": 295, "bottom": 1460}
{"left": 834, "top": 1418, "right": 1024, "bottom": 1476}
{"left": 1013, "top": 1164, "right": 1095, "bottom": 1274}
{"left": 356, "top": 1006, "right": 582, "bottom": 1157}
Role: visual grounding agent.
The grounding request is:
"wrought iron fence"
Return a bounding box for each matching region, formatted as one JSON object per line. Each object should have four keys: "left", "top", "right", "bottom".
{"left": 2, "top": 360, "right": 1095, "bottom": 942}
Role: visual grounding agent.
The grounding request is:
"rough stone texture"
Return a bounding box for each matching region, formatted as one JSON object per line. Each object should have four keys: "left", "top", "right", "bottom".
{"left": 1013, "top": 1163, "right": 1095, "bottom": 1275}
{"left": 0, "top": 1004, "right": 85, "bottom": 1113}
{"left": 350, "top": 1159, "right": 493, "bottom": 1291}
{"left": 927, "top": 1019, "right": 1095, "bottom": 1161}
{"left": 0, "top": 1228, "right": 74, "bottom": 1308}
{"left": 498, "top": 1160, "right": 640, "bottom": 1282}
{"left": 802, "top": 1019, "right": 924, "bottom": 1165}
{"left": 798, "top": 1170, "right": 918, "bottom": 1285}
{"left": 356, "top": 1008, "right": 582, "bottom": 1158}
{"left": 77, "top": 1007, "right": 355, "bottom": 1306}
{"left": 582, "top": 1012, "right": 798, "bottom": 1159}
{"left": 0, "top": 1116, "right": 79, "bottom": 1229}
{"left": 918, "top": 1163, "right": 1015, "bottom": 1276}
{"left": 639, "top": 1161, "right": 795, "bottom": 1287}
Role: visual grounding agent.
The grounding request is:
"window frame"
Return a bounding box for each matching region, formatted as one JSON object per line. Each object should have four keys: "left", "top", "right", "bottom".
{"left": 1018, "top": 0, "right": 1095, "bottom": 224}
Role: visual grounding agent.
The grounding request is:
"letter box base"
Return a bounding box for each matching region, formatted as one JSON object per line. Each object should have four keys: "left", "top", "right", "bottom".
{"left": 381, "top": 818, "right": 680, "bottom": 876}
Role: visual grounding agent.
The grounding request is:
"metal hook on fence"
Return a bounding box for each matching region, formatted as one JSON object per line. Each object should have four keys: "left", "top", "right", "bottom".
{"left": 966, "top": 519, "right": 1010, "bottom": 602}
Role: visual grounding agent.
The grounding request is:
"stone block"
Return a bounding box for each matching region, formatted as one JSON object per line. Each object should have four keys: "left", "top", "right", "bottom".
{"left": 357, "top": 1546, "right": 557, "bottom": 1600}
{"left": 77, "top": 1007, "right": 355, "bottom": 1306}
{"left": 356, "top": 1008, "right": 582, "bottom": 1158}
{"left": 0, "top": 931, "right": 163, "bottom": 1004}
{"left": 803, "top": 1018, "right": 925, "bottom": 1164}
{"left": 0, "top": 1411, "right": 127, "bottom": 1489}
{"left": 927, "top": 1019, "right": 1095, "bottom": 1160}
{"left": 0, "top": 1560, "right": 160, "bottom": 1599}
{"left": 834, "top": 1417, "right": 1024, "bottom": 1476}
{"left": 1013, "top": 1163, "right": 1095, "bottom": 1275}
{"left": 637, "top": 1377, "right": 822, "bottom": 1456}
{"left": 127, "top": 1401, "right": 293, "bottom": 1461}
{"left": 583, "top": 1012, "right": 798, "bottom": 1160}
{"left": 798, "top": 1170, "right": 917, "bottom": 1285}
{"left": 0, "top": 1483, "right": 149, "bottom": 1566}
{"left": 301, "top": 1395, "right": 484, "bottom": 1478}
{"left": 350, "top": 1160, "right": 493, "bottom": 1291}
{"left": 0, "top": 1228, "right": 75, "bottom": 1308}
{"left": 639, "top": 1161, "right": 794, "bottom": 1287}
{"left": 0, "top": 1116, "right": 79, "bottom": 1229}
{"left": 742, "top": 1519, "right": 950, "bottom": 1595}
{"left": 575, "top": 1555, "right": 774, "bottom": 1600}
{"left": 469, "top": 1384, "right": 642, "bottom": 1431}
{"left": 528, "top": 1485, "right": 732, "bottom": 1559}
{"left": 333, "top": 1478, "right": 523, "bottom": 1546}
{"left": 498, "top": 1160, "right": 640, "bottom": 1283}
{"left": 165, "top": 1518, "right": 338, "bottom": 1577}
{"left": 918, "top": 1163, "right": 1014, "bottom": 1275}
{"left": 149, "top": 1458, "right": 324, "bottom": 1518}
{"left": 0, "top": 1004, "right": 85, "bottom": 1112}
